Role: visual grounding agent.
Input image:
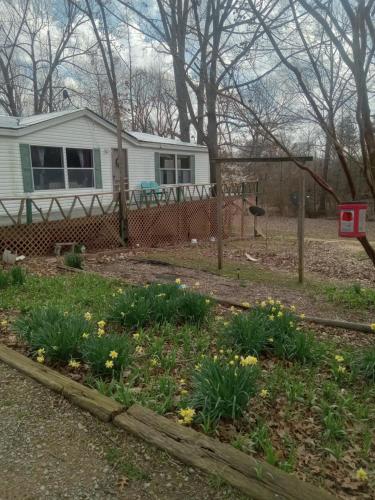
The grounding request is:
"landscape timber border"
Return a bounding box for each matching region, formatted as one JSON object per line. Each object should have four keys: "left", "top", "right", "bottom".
{"left": 0, "top": 344, "right": 335, "bottom": 500}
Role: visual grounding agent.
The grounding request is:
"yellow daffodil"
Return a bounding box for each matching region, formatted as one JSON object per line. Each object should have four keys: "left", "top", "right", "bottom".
{"left": 337, "top": 365, "right": 346, "bottom": 374}
{"left": 68, "top": 359, "right": 81, "bottom": 369}
{"left": 109, "top": 350, "right": 119, "bottom": 359}
{"left": 234, "top": 355, "right": 239, "bottom": 360}
{"left": 179, "top": 379, "right": 186, "bottom": 385}
{"left": 84, "top": 312, "right": 92, "bottom": 321}
{"left": 277, "top": 311, "right": 283, "bottom": 318}
{"left": 205, "top": 299, "right": 210, "bottom": 304}
{"left": 157, "top": 293, "right": 166, "bottom": 298}
{"left": 241, "top": 301, "right": 250, "bottom": 308}
{"left": 105, "top": 359, "right": 114, "bottom": 369}
{"left": 223, "top": 321, "right": 229, "bottom": 326}
{"left": 260, "top": 388, "right": 269, "bottom": 398}
{"left": 97, "top": 328, "right": 105, "bottom": 337}
{"left": 240, "top": 355, "right": 258, "bottom": 366}
{"left": 370, "top": 323, "right": 375, "bottom": 331}
{"left": 0, "top": 319, "right": 8, "bottom": 327}
{"left": 356, "top": 468, "right": 368, "bottom": 482}
{"left": 194, "top": 281, "right": 200, "bottom": 287}
{"left": 335, "top": 355, "right": 344, "bottom": 363}
{"left": 289, "top": 321, "right": 294, "bottom": 327}
{"left": 268, "top": 299, "right": 275, "bottom": 305}
{"left": 229, "top": 360, "right": 235, "bottom": 365}
{"left": 135, "top": 346, "right": 144, "bottom": 355}
{"left": 271, "top": 306, "right": 276, "bottom": 312}
{"left": 260, "top": 301, "right": 267, "bottom": 308}
{"left": 268, "top": 337, "right": 274, "bottom": 343}
{"left": 213, "top": 355, "right": 218, "bottom": 361}
{"left": 290, "top": 305, "right": 296, "bottom": 312}
{"left": 215, "top": 315, "right": 224, "bottom": 321}
{"left": 269, "top": 315, "right": 275, "bottom": 321}
{"left": 150, "top": 358, "right": 158, "bottom": 367}
{"left": 195, "top": 363, "right": 201, "bottom": 371}
{"left": 82, "top": 332, "right": 89, "bottom": 339}
{"left": 97, "top": 320, "right": 106, "bottom": 329}
{"left": 36, "top": 355, "right": 45, "bottom": 364}
{"left": 133, "top": 333, "right": 140, "bottom": 341}
{"left": 180, "top": 389, "right": 188, "bottom": 395}
{"left": 117, "top": 288, "right": 123, "bottom": 294}
{"left": 37, "top": 347, "right": 45, "bottom": 356}
{"left": 300, "top": 313, "right": 305, "bottom": 319}
{"left": 178, "top": 407, "right": 195, "bottom": 424}
{"left": 175, "top": 278, "right": 181, "bottom": 285}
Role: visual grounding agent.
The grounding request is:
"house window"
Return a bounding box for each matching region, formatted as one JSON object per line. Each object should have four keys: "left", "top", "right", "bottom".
{"left": 177, "top": 155, "right": 191, "bottom": 183}
{"left": 30, "top": 146, "right": 65, "bottom": 190}
{"left": 160, "top": 154, "right": 176, "bottom": 184}
{"left": 66, "top": 148, "right": 94, "bottom": 188}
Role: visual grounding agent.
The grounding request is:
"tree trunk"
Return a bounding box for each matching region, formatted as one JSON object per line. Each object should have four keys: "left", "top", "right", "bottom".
{"left": 318, "top": 135, "right": 331, "bottom": 215}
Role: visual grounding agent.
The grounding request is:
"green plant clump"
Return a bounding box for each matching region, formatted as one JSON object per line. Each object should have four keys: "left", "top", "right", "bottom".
{"left": 9, "top": 266, "right": 26, "bottom": 285}
{"left": 352, "top": 345, "right": 375, "bottom": 383}
{"left": 81, "top": 333, "right": 133, "bottom": 378}
{"left": 110, "top": 283, "right": 212, "bottom": 328}
{"left": 14, "top": 307, "right": 90, "bottom": 363}
{"left": 222, "top": 301, "right": 322, "bottom": 364}
{"left": 64, "top": 252, "right": 84, "bottom": 269}
{"left": 0, "top": 269, "right": 9, "bottom": 289}
{"left": 190, "top": 355, "right": 260, "bottom": 425}
{"left": 325, "top": 283, "right": 375, "bottom": 310}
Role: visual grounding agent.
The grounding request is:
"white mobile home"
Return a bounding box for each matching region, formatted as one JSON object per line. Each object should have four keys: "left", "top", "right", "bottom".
{"left": 0, "top": 108, "right": 210, "bottom": 201}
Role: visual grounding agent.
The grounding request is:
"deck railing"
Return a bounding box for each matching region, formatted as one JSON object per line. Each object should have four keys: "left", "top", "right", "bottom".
{"left": 0, "top": 181, "right": 258, "bottom": 227}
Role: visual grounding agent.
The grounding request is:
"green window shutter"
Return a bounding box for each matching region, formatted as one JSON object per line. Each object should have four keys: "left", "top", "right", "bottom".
{"left": 93, "top": 148, "right": 103, "bottom": 189}
{"left": 19, "top": 143, "right": 34, "bottom": 192}
{"left": 190, "top": 155, "right": 195, "bottom": 184}
{"left": 154, "top": 152, "right": 161, "bottom": 184}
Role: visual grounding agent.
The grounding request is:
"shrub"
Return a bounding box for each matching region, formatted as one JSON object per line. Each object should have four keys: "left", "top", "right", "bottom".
{"left": 0, "top": 270, "right": 9, "bottom": 289}
{"left": 190, "top": 355, "right": 260, "bottom": 424}
{"left": 64, "top": 252, "right": 84, "bottom": 269}
{"left": 352, "top": 345, "right": 375, "bottom": 382}
{"left": 110, "top": 283, "right": 212, "bottom": 328}
{"left": 9, "top": 266, "right": 26, "bottom": 285}
{"left": 81, "top": 333, "right": 133, "bottom": 378}
{"left": 14, "top": 307, "right": 89, "bottom": 363}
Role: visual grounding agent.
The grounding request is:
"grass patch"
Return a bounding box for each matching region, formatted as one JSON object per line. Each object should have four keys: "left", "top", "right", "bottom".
{"left": 324, "top": 283, "right": 375, "bottom": 311}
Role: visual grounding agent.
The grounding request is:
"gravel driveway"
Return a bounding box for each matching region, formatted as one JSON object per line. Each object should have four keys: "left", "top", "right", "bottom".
{"left": 0, "top": 362, "right": 244, "bottom": 500}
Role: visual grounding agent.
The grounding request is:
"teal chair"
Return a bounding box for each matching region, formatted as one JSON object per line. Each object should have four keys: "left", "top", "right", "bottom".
{"left": 139, "top": 181, "right": 164, "bottom": 203}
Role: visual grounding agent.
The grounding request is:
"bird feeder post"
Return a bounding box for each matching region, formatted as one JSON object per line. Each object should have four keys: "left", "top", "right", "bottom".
{"left": 297, "top": 167, "right": 305, "bottom": 284}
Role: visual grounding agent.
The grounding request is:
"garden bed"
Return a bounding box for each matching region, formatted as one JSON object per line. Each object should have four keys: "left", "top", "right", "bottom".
{"left": 0, "top": 269, "right": 374, "bottom": 499}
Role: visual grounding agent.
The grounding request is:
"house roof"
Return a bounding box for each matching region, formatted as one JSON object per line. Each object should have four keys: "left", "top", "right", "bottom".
{"left": 0, "top": 108, "right": 207, "bottom": 151}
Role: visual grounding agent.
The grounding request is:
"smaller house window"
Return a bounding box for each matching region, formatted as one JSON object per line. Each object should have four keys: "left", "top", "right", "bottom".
{"left": 30, "top": 146, "right": 65, "bottom": 190}
{"left": 177, "top": 155, "right": 191, "bottom": 184}
{"left": 160, "top": 154, "right": 176, "bottom": 184}
{"left": 66, "top": 148, "right": 94, "bottom": 188}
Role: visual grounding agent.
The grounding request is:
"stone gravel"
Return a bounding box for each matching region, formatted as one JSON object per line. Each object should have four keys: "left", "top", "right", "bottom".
{"left": 0, "top": 361, "right": 244, "bottom": 500}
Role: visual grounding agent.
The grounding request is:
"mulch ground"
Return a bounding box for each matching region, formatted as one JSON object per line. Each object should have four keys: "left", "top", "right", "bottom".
{"left": 0, "top": 361, "right": 243, "bottom": 500}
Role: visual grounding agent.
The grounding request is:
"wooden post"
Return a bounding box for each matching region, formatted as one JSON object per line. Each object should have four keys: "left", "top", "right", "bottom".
{"left": 216, "top": 161, "right": 223, "bottom": 270}
{"left": 298, "top": 168, "right": 305, "bottom": 283}
{"left": 253, "top": 180, "right": 259, "bottom": 238}
{"left": 240, "top": 181, "right": 245, "bottom": 239}
{"left": 26, "top": 198, "right": 32, "bottom": 225}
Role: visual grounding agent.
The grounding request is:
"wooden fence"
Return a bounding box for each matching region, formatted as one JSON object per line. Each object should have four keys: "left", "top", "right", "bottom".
{"left": 0, "top": 182, "right": 257, "bottom": 256}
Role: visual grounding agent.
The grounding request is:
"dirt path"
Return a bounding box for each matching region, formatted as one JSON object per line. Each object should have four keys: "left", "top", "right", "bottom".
{"left": 85, "top": 254, "right": 364, "bottom": 321}
{"left": 0, "top": 362, "right": 244, "bottom": 500}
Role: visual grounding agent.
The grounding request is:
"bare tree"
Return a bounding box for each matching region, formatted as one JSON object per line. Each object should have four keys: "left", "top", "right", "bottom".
{"left": 244, "top": 0, "right": 375, "bottom": 263}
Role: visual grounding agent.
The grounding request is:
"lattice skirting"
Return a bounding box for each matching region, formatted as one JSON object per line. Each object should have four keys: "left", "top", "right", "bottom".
{"left": 0, "top": 213, "right": 121, "bottom": 256}
{"left": 126, "top": 197, "right": 246, "bottom": 248}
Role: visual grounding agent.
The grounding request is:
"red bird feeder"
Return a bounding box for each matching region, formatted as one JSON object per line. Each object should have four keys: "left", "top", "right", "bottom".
{"left": 338, "top": 202, "right": 368, "bottom": 238}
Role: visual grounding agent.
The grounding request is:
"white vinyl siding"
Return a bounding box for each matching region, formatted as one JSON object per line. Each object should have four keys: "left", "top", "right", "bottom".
{"left": 0, "top": 113, "right": 210, "bottom": 199}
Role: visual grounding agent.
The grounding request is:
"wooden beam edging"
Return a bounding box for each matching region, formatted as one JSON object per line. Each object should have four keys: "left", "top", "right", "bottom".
{"left": 211, "top": 296, "right": 374, "bottom": 334}
{"left": 0, "top": 344, "right": 334, "bottom": 500}
{"left": 0, "top": 344, "right": 122, "bottom": 422}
